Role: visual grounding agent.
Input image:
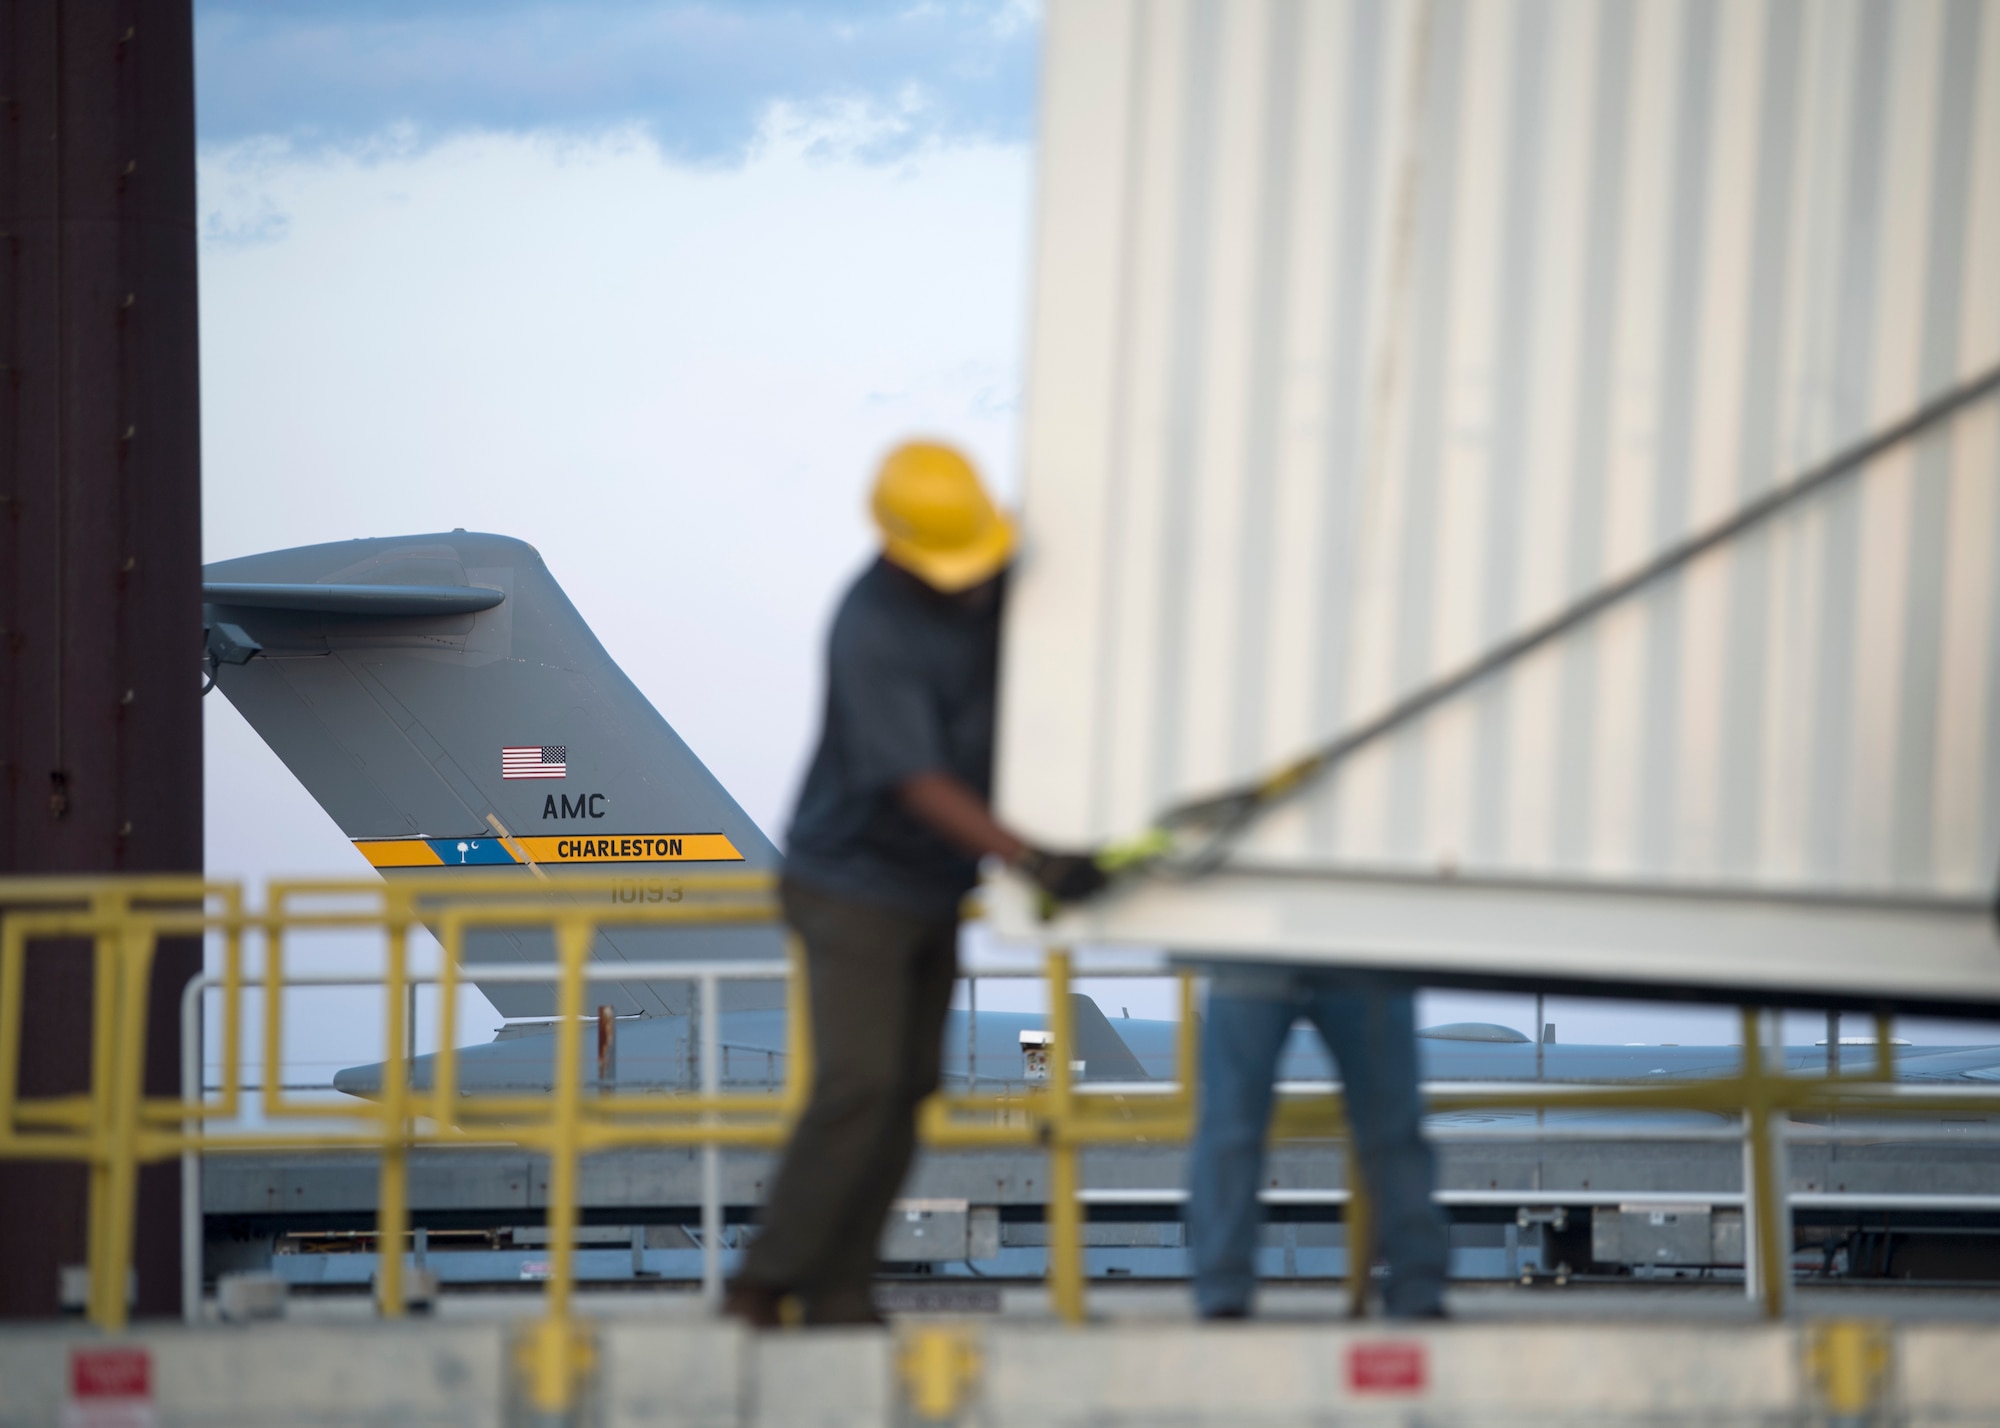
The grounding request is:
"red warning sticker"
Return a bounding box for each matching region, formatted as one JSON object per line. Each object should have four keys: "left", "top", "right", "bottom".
{"left": 71, "top": 1348, "right": 149, "bottom": 1400}
{"left": 1347, "top": 1340, "right": 1427, "bottom": 1394}
{"left": 66, "top": 1346, "right": 157, "bottom": 1428}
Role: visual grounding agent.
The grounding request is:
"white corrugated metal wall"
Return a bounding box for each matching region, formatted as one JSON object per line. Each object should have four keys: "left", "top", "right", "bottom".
{"left": 1001, "top": 0, "right": 2000, "bottom": 911}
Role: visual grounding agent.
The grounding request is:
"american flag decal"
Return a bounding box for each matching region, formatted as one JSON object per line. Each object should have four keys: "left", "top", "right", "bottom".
{"left": 502, "top": 745, "right": 567, "bottom": 780}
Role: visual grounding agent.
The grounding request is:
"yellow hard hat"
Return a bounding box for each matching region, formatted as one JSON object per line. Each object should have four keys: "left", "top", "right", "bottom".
{"left": 869, "top": 441, "right": 1016, "bottom": 592}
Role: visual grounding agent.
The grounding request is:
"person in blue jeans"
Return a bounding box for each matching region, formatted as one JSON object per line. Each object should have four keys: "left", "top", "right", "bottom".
{"left": 1189, "top": 965, "right": 1449, "bottom": 1319}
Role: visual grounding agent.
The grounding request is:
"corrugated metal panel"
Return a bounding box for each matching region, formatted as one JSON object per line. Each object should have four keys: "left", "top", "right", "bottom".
{"left": 997, "top": 0, "right": 2000, "bottom": 1003}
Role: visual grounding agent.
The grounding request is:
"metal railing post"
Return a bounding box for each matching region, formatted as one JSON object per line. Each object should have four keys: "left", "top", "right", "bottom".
{"left": 219, "top": 914, "right": 243, "bottom": 1119}
{"left": 96, "top": 923, "right": 154, "bottom": 1332}
{"left": 374, "top": 917, "right": 410, "bottom": 1319}
{"left": 85, "top": 922, "right": 125, "bottom": 1328}
{"left": 1175, "top": 972, "right": 1199, "bottom": 1122}
{"left": 700, "top": 969, "right": 724, "bottom": 1308}
{"left": 784, "top": 931, "right": 813, "bottom": 1114}
{"left": 434, "top": 921, "right": 463, "bottom": 1118}
{"left": 1740, "top": 1115, "right": 1759, "bottom": 1298}
{"left": 1345, "top": 1140, "right": 1372, "bottom": 1319}
{"left": 525, "top": 916, "right": 593, "bottom": 1416}
{"left": 83, "top": 926, "right": 113, "bottom": 1326}
{"left": 261, "top": 913, "right": 286, "bottom": 1122}
{"left": 1045, "top": 947, "right": 1085, "bottom": 1323}
{"left": 1741, "top": 1008, "right": 1790, "bottom": 1318}
{"left": 180, "top": 972, "right": 206, "bottom": 1324}
{"left": 0, "top": 922, "right": 26, "bottom": 1146}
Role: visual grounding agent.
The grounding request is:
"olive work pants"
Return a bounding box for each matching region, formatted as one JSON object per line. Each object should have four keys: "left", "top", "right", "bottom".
{"left": 733, "top": 877, "right": 958, "bottom": 1316}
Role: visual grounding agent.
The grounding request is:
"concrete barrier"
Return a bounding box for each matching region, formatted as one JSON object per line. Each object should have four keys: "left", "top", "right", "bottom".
{"left": 3, "top": 1311, "right": 1997, "bottom": 1427}
{"left": 1899, "top": 1326, "right": 2000, "bottom": 1428}
{"left": 0, "top": 1322, "right": 505, "bottom": 1427}
{"left": 974, "top": 1323, "right": 1801, "bottom": 1427}
{"left": 599, "top": 1320, "right": 746, "bottom": 1428}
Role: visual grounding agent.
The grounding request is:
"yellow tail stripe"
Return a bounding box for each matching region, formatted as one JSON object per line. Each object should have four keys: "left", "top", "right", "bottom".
{"left": 353, "top": 839, "right": 446, "bottom": 868}
{"left": 514, "top": 835, "right": 742, "bottom": 864}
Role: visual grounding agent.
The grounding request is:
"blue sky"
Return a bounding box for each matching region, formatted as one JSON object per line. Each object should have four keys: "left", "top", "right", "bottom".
{"left": 195, "top": 0, "right": 1039, "bottom": 161}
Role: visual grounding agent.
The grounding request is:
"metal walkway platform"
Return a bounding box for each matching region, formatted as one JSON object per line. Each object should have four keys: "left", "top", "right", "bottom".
{"left": 5, "top": 1289, "right": 1997, "bottom": 1426}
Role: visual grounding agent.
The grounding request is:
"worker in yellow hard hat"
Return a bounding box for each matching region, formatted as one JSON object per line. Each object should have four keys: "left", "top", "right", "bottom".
{"left": 726, "top": 440, "right": 1106, "bottom": 1327}
{"left": 868, "top": 439, "right": 1019, "bottom": 595}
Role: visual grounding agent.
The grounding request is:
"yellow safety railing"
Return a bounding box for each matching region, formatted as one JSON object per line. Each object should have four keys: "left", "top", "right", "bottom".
{"left": 0, "top": 873, "right": 807, "bottom": 1412}
{"left": 7, "top": 874, "right": 2000, "bottom": 1414}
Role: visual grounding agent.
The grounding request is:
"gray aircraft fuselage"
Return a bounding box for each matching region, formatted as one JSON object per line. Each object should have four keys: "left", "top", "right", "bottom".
{"left": 330, "top": 1009, "right": 2000, "bottom": 1114}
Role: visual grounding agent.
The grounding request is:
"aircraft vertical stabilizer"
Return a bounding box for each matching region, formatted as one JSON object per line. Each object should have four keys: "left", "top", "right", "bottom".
{"left": 203, "top": 532, "right": 783, "bottom": 1017}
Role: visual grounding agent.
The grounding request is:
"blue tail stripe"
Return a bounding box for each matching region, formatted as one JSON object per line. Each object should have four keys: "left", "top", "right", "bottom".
{"left": 425, "top": 837, "right": 519, "bottom": 866}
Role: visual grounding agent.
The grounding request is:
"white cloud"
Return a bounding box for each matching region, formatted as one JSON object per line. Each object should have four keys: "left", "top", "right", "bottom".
{"left": 195, "top": 0, "right": 1039, "bottom": 164}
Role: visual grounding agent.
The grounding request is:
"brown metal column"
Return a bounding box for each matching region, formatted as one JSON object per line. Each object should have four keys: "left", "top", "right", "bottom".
{"left": 0, "top": 0, "right": 203, "bottom": 1317}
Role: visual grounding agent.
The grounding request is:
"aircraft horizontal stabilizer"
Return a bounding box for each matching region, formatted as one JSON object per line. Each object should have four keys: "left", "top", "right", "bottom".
{"left": 203, "top": 581, "right": 506, "bottom": 616}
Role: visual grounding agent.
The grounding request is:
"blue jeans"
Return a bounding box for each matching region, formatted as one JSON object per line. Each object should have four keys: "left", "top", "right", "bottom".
{"left": 1189, "top": 971, "right": 1448, "bottom": 1317}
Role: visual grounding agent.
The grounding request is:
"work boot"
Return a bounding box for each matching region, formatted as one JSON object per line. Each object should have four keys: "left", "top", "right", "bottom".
{"left": 801, "top": 1283, "right": 885, "bottom": 1327}
{"left": 722, "top": 1281, "right": 786, "bottom": 1328}
{"left": 1381, "top": 1288, "right": 1448, "bottom": 1321}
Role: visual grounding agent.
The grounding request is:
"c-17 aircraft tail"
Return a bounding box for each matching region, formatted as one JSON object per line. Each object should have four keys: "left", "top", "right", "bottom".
{"left": 202, "top": 530, "right": 784, "bottom": 1019}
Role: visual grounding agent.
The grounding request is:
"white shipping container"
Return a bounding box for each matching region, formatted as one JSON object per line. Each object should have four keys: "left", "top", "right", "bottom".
{"left": 995, "top": 0, "right": 2000, "bottom": 1009}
